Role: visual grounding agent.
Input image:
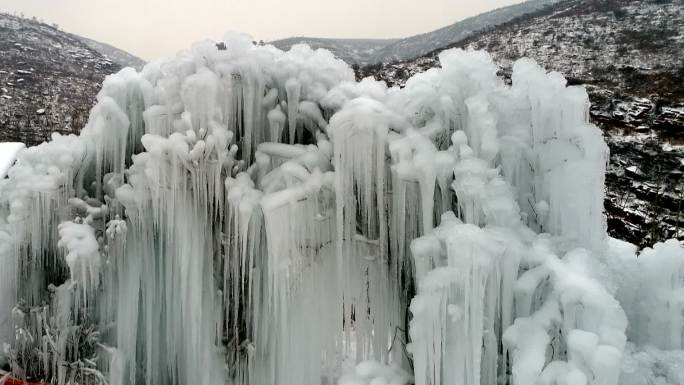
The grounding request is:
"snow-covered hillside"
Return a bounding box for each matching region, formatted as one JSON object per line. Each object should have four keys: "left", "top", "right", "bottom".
{"left": 272, "top": 0, "right": 562, "bottom": 65}
{"left": 0, "top": 13, "right": 143, "bottom": 146}
{"left": 74, "top": 35, "right": 145, "bottom": 70}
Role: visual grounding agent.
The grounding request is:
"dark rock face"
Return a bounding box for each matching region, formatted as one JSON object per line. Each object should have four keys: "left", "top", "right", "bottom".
{"left": 604, "top": 134, "right": 682, "bottom": 247}
{"left": 0, "top": 13, "right": 123, "bottom": 146}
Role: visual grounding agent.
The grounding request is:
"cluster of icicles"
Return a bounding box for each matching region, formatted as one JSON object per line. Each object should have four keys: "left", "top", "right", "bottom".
{"left": 0, "top": 33, "right": 682, "bottom": 385}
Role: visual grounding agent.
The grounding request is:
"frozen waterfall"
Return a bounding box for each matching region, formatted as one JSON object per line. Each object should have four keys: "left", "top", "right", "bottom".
{"left": 0, "top": 34, "right": 682, "bottom": 385}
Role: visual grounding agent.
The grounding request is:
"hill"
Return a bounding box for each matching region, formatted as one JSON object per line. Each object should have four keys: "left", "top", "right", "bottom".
{"left": 74, "top": 35, "right": 145, "bottom": 70}
{"left": 271, "top": 0, "right": 562, "bottom": 64}
{"left": 0, "top": 13, "right": 143, "bottom": 145}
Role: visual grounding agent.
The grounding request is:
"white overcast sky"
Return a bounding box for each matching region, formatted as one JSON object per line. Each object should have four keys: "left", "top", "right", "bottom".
{"left": 2, "top": 0, "right": 525, "bottom": 61}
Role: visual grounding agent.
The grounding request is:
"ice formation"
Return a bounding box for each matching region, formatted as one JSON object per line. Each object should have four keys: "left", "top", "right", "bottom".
{"left": 0, "top": 33, "right": 682, "bottom": 385}
{"left": 0, "top": 142, "right": 25, "bottom": 179}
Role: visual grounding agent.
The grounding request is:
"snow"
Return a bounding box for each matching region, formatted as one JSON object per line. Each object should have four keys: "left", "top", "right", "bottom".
{"left": 339, "top": 361, "right": 412, "bottom": 385}
{"left": 620, "top": 343, "right": 684, "bottom": 385}
{"left": 0, "top": 33, "right": 682, "bottom": 385}
{"left": 0, "top": 142, "right": 24, "bottom": 178}
{"left": 57, "top": 219, "right": 101, "bottom": 302}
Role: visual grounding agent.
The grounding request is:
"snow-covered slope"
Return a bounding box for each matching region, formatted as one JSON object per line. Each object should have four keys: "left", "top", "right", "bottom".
{"left": 272, "top": 0, "right": 562, "bottom": 65}
{"left": 0, "top": 13, "right": 140, "bottom": 146}
{"left": 74, "top": 35, "right": 145, "bottom": 70}
{"left": 367, "top": 0, "right": 562, "bottom": 63}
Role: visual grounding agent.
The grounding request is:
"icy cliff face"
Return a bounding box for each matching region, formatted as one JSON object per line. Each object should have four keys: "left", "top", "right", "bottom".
{"left": 0, "top": 34, "right": 682, "bottom": 385}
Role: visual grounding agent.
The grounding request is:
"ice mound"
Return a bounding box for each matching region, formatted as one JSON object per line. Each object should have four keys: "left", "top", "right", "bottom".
{"left": 0, "top": 33, "right": 681, "bottom": 385}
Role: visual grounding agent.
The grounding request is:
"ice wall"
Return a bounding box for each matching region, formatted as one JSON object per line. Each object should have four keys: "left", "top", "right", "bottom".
{"left": 0, "top": 33, "right": 679, "bottom": 385}
{"left": 600, "top": 238, "right": 684, "bottom": 385}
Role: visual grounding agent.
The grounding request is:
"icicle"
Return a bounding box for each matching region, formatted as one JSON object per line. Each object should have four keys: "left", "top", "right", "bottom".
{"left": 57, "top": 219, "right": 101, "bottom": 304}
{"left": 285, "top": 78, "right": 301, "bottom": 144}
{"left": 0, "top": 228, "right": 16, "bottom": 345}
{"left": 329, "top": 97, "right": 399, "bottom": 363}
{"left": 267, "top": 105, "right": 286, "bottom": 143}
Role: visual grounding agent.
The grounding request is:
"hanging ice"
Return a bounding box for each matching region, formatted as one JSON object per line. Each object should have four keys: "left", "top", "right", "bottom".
{"left": 0, "top": 33, "right": 681, "bottom": 385}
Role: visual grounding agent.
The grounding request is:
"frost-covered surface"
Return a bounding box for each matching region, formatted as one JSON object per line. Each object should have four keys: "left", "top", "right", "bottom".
{"left": 605, "top": 238, "right": 684, "bottom": 385}
{"left": 0, "top": 142, "right": 24, "bottom": 178}
{"left": 339, "top": 361, "right": 412, "bottom": 385}
{"left": 0, "top": 33, "right": 682, "bottom": 385}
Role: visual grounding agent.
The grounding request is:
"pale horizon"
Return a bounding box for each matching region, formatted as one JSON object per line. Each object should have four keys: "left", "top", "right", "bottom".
{"left": 1, "top": 0, "right": 526, "bottom": 61}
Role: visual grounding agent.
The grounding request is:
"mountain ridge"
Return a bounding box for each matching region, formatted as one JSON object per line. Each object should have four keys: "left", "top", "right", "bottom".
{"left": 72, "top": 34, "right": 146, "bottom": 70}
{"left": 270, "top": 37, "right": 397, "bottom": 65}
{"left": 271, "top": 0, "right": 562, "bottom": 64}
